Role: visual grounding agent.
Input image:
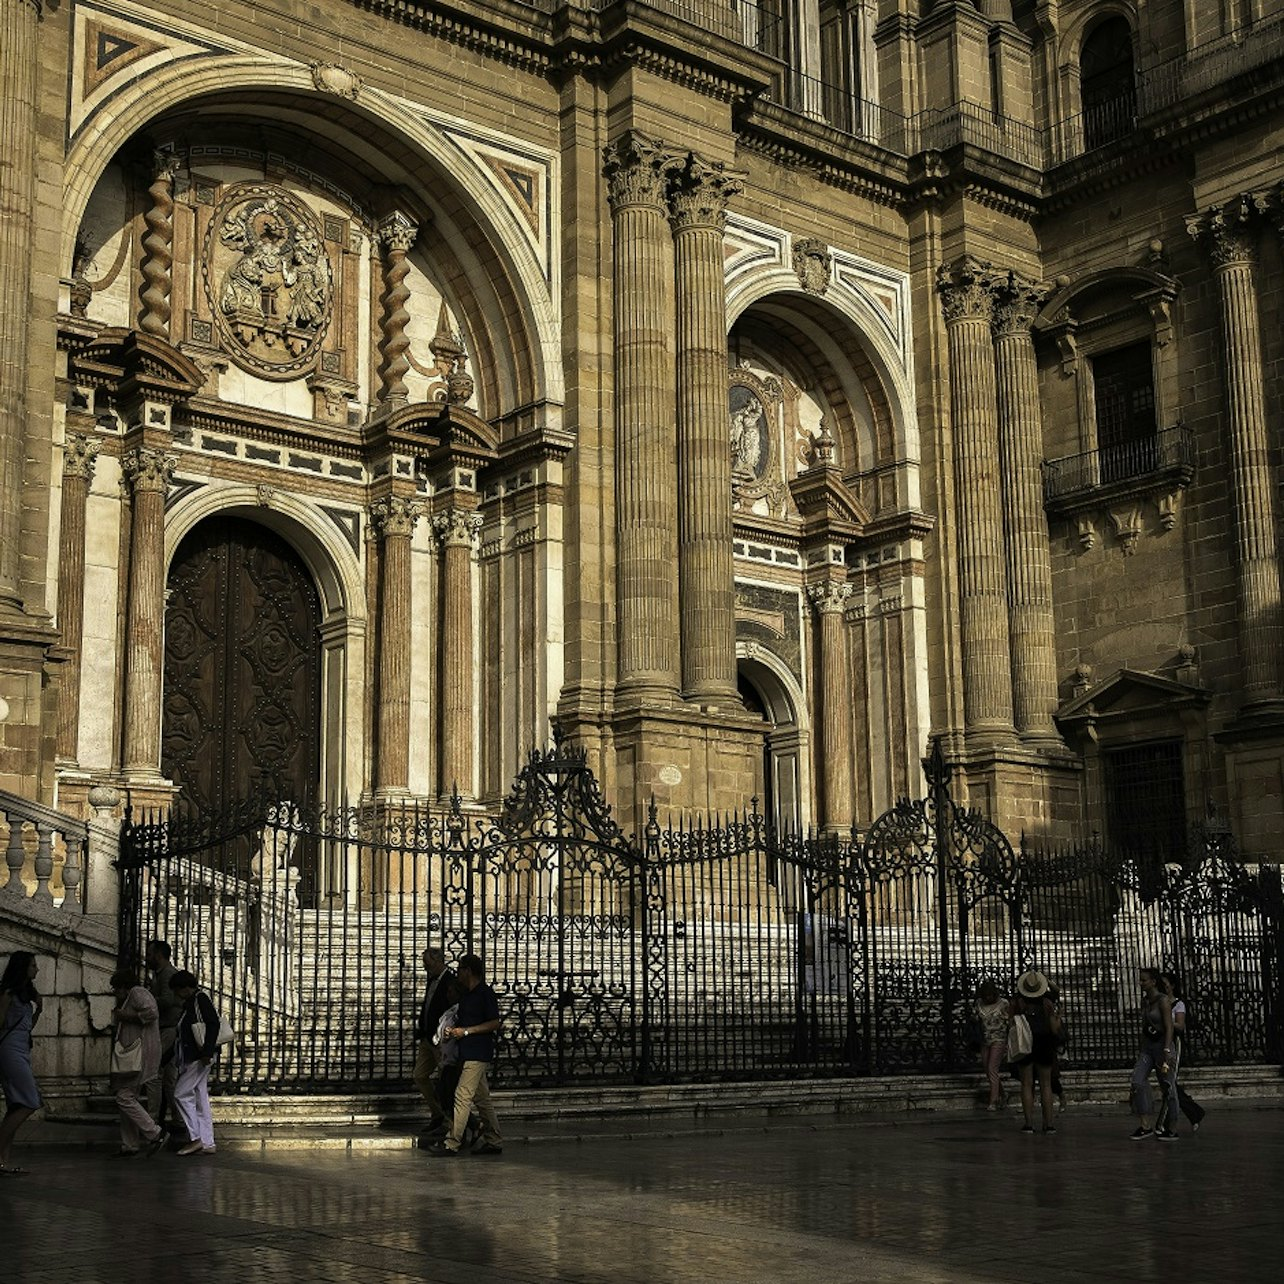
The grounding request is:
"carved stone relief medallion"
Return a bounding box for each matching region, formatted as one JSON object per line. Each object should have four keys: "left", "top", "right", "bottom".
{"left": 729, "top": 364, "right": 786, "bottom": 516}
{"left": 202, "top": 182, "right": 334, "bottom": 381}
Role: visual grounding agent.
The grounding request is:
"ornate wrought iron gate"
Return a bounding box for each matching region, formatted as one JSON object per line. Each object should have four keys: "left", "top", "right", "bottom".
{"left": 118, "top": 740, "right": 1284, "bottom": 1092}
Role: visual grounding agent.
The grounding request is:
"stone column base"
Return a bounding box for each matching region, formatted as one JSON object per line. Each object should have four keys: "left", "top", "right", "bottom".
{"left": 949, "top": 741, "right": 1084, "bottom": 842}
{"left": 612, "top": 701, "right": 769, "bottom": 834}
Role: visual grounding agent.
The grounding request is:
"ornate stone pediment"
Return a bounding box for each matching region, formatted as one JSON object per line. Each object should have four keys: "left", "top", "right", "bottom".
{"left": 72, "top": 327, "right": 206, "bottom": 404}
{"left": 202, "top": 182, "right": 334, "bottom": 381}
{"left": 1057, "top": 668, "right": 1209, "bottom": 732}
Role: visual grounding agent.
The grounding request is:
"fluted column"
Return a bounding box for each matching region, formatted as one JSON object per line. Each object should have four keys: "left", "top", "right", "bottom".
{"left": 1188, "top": 199, "right": 1284, "bottom": 702}
{"left": 375, "top": 212, "right": 418, "bottom": 411}
{"left": 668, "top": 156, "right": 744, "bottom": 704}
{"left": 138, "top": 149, "right": 181, "bottom": 338}
{"left": 937, "top": 256, "right": 1014, "bottom": 733}
{"left": 56, "top": 434, "right": 100, "bottom": 762}
{"left": 602, "top": 132, "right": 681, "bottom": 699}
{"left": 370, "top": 496, "right": 423, "bottom": 794}
{"left": 809, "top": 581, "right": 854, "bottom": 829}
{"left": 991, "top": 269, "right": 1058, "bottom": 736}
{"left": 434, "top": 508, "right": 481, "bottom": 798}
{"left": 120, "top": 446, "right": 176, "bottom": 776}
{"left": 0, "top": 0, "right": 42, "bottom": 614}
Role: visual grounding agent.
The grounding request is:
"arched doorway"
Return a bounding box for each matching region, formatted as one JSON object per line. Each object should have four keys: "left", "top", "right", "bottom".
{"left": 737, "top": 651, "right": 810, "bottom": 834}
{"left": 162, "top": 517, "right": 322, "bottom": 815}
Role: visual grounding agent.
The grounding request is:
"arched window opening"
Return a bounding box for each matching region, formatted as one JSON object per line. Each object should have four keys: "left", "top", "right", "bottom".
{"left": 1080, "top": 15, "right": 1137, "bottom": 149}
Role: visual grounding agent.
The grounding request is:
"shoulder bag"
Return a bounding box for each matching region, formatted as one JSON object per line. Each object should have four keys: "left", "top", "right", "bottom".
{"left": 190, "top": 993, "right": 235, "bottom": 1050}
{"left": 110, "top": 1033, "right": 143, "bottom": 1077}
{"left": 1006, "top": 1012, "right": 1033, "bottom": 1062}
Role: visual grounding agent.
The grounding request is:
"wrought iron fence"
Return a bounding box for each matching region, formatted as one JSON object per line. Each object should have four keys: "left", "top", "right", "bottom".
{"left": 117, "top": 738, "right": 1284, "bottom": 1092}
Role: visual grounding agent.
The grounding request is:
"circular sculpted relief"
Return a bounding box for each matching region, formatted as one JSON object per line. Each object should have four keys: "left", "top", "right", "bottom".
{"left": 203, "top": 182, "right": 334, "bottom": 381}
{"left": 657, "top": 764, "right": 683, "bottom": 787}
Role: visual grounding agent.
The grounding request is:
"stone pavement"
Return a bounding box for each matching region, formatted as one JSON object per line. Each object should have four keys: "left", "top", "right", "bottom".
{"left": 2, "top": 1108, "right": 1278, "bottom": 1283}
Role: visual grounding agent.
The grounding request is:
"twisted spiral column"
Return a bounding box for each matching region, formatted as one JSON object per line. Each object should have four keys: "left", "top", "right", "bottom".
{"left": 991, "top": 269, "right": 1058, "bottom": 737}
{"left": 809, "top": 582, "right": 854, "bottom": 828}
{"left": 1189, "top": 199, "right": 1284, "bottom": 701}
{"left": 937, "top": 256, "right": 1014, "bottom": 734}
{"left": 0, "top": 0, "right": 42, "bottom": 613}
{"left": 668, "top": 155, "right": 744, "bottom": 704}
{"left": 121, "top": 447, "right": 177, "bottom": 776}
{"left": 370, "top": 496, "right": 423, "bottom": 794}
{"left": 434, "top": 508, "right": 482, "bottom": 798}
{"left": 376, "top": 213, "right": 417, "bottom": 410}
{"left": 603, "top": 132, "right": 682, "bottom": 699}
{"left": 56, "top": 435, "right": 100, "bottom": 762}
{"left": 138, "top": 150, "right": 181, "bottom": 339}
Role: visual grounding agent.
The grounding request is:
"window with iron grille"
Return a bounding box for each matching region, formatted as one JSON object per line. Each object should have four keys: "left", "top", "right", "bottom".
{"left": 1092, "top": 341, "right": 1157, "bottom": 483}
{"left": 1103, "top": 740, "right": 1187, "bottom": 859}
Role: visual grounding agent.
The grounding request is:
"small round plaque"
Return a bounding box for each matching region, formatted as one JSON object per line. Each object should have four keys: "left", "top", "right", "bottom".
{"left": 657, "top": 764, "right": 682, "bottom": 787}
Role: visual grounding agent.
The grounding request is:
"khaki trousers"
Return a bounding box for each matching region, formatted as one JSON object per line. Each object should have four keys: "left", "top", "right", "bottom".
{"left": 446, "top": 1060, "right": 502, "bottom": 1152}
{"left": 412, "top": 1039, "right": 444, "bottom": 1122}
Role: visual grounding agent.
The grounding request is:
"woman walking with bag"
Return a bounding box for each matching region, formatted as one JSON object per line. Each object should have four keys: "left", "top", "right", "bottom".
{"left": 0, "top": 952, "right": 43, "bottom": 1175}
{"left": 169, "top": 971, "right": 223, "bottom": 1156}
{"left": 1129, "top": 967, "right": 1178, "bottom": 1140}
{"left": 1009, "top": 970, "right": 1063, "bottom": 1135}
{"left": 108, "top": 968, "right": 167, "bottom": 1158}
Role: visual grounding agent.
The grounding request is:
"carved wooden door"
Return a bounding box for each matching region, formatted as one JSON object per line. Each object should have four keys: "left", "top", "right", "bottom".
{"left": 162, "top": 517, "right": 321, "bottom": 817}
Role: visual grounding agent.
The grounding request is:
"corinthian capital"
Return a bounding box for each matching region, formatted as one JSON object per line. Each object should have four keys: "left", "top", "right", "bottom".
{"left": 62, "top": 433, "right": 101, "bottom": 483}
{"left": 1186, "top": 193, "right": 1266, "bottom": 269}
{"left": 433, "top": 508, "right": 483, "bottom": 549}
{"left": 369, "top": 495, "right": 425, "bottom": 538}
{"left": 666, "top": 155, "right": 746, "bottom": 233}
{"left": 808, "top": 581, "right": 853, "bottom": 616}
{"left": 120, "top": 446, "right": 176, "bottom": 494}
{"left": 602, "top": 131, "right": 681, "bottom": 212}
{"left": 936, "top": 255, "right": 995, "bottom": 324}
{"left": 988, "top": 269, "right": 1048, "bottom": 337}
{"left": 376, "top": 211, "right": 418, "bottom": 257}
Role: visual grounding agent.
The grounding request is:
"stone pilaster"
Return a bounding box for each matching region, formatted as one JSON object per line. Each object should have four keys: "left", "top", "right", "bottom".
{"left": 668, "top": 155, "right": 745, "bottom": 705}
{"left": 120, "top": 446, "right": 176, "bottom": 778}
{"left": 0, "top": 0, "right": 42, "bottom": 615}
{"left": 602, "top": 132, "right": 681, "bottom": 700}
{"left": 1188, "top": 198, "right": 1284, "bottom": 702}
{"left": 138, "top": 149, "right": 181, "bottom": 339}
{"left": 375, "top": 212, "right": 418, "bottom": 411}
{"left": 56, "top": 434, "right": 99, "bottom": 763}
{"left": 990, "top": 269, "right": 1058, "bottom": 738}
{"left": 434, "top": 507, "right": 482, "bottom": 798}
{"left": 936, "top": 256, "right": 1014, "bottom": 735}
{"left": 809, "top": 581, "right": 854, "bottom": 829}
{"left": 370, "top": 495, "right": 423, "bottom": 794}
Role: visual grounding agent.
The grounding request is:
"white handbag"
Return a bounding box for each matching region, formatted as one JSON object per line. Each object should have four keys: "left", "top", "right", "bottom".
{"left": 110, "top": 1035, "right": 143, "bottom": 1076}
{"left": 190, "top": 993, "right": 235, "bottom": 1050}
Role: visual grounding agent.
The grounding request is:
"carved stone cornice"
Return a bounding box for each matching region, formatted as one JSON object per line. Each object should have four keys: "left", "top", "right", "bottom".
{"left": 808, "top": 581, "right": 853, "bottom": 616}
{"left": 433, "top": 508, "right": 483, "bottom": 549}
{"left": 120, "top": 446, "right": 177, "bottom": 495}
{"left": 1186, "top": 193, "right": 1266, "bottom": 269}
{"left": 936, "top": 255, "right": 995, "bottom": 323}
{"left": 989, "top": 269, "right": 1047, "bottom": 338}
{"left": 602, "top": 131, "right": 680, "bottom": 212}
{"left": 369, "top": 495, "right": 424, "bottom": 539}
{"left": 62, "top": 434, "right": 100, "bottom": 484}
{"left": 666, "top": 155, "right": 746, "bottom": 233}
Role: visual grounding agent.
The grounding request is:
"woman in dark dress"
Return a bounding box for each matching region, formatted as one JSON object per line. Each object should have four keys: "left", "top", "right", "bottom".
{"left": 1010, "top": 970, "right": 1063, "bottom": 1135}
{"left": 0, "top": 951, "right": 43, "bottom": 1175}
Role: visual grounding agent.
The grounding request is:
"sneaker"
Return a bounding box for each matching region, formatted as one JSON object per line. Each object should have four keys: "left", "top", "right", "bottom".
{"left": 1043, "top": 1125, "right": 1057, "bottom": 1135}
{"left": 108, "top": 1148, "right": 140, "bottom": 1159}
{"left": 1157, "top": 1129, "right": 1179, "bottom": 1142}
{"left": 470, "top": 1142, "right": 503, "bottom": 1157}
{"left": 985, "top": 1103, "right": 998, "bottom": 1112}
{"left": 1130, "top": 1127, "right": 1154, "bottom": 1140}
{"left": 145, "top": 1130, "right": 169, "bottom": 1157}
{"left": 1021, "top": 1124, "right": 1036, "bottom": 1134}
{"left": 425, "top": 1142, "right": 460, "bottom": 1158}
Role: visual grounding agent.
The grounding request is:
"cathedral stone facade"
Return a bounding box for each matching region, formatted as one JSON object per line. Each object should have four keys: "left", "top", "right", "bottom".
{"left": 1, "top": 0, "right": 1283, "bottom": 855}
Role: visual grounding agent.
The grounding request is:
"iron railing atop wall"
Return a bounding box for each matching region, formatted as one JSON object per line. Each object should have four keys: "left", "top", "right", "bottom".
{"left": 118, "top": 739, "right": 1284, "bottom": 1092}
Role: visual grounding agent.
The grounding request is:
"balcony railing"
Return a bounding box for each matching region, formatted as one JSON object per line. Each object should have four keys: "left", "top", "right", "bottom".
{"left": 588, "top": 0, "right": 782, "bottom": 48}
{"left": 1042, "top": 424, "right": 1195, "bottom": 507}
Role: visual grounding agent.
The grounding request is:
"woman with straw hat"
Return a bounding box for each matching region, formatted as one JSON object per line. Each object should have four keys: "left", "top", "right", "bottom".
{"left": 1010, "top": 970, "right": 1063, "bottom": 1135}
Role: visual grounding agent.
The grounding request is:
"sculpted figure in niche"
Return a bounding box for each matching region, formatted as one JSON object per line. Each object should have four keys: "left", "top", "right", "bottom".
{"left": 219, "top": 199, "right": 295, "bottom": 317}
{"left": 730, "top": 385, "right": 769, "bottom": 479}
{"left": 286, "top": 229, "right": 330, "bottom": 330}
